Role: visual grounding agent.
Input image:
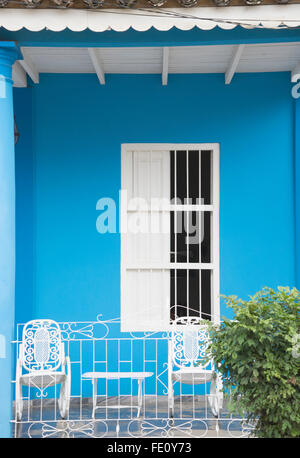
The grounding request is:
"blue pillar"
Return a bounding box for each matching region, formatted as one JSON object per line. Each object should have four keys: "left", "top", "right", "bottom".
{"left": 0, "top": 42, "right": 21, "bottom": 438}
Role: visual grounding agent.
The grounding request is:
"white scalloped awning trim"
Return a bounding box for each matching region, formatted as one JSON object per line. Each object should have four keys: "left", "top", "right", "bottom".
{"left": 1, "top": 5, "right": 300, "bottom": 32}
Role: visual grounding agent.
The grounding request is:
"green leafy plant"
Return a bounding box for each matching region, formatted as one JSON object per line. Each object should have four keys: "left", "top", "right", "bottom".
{"left": 208, "top": 287, "right": 300, "bottom": 438}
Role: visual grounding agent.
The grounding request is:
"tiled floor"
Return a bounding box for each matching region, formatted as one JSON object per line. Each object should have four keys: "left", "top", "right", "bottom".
{"left": 13, "top": 396, "right": 249, "bottom": 438}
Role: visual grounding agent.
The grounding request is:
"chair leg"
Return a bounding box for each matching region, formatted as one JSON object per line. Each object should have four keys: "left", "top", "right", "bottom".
{"left": 59, "top": 374, "right": 70, "bottom": 419}
{"left": 137, "top": 379, "right": 143, "bottom": 418}
{"left": 92, "top": 378, "right": 97, "bottom": 419}
{"left": 168, "top": 382, "right": 174, "bottom": 419}
{"left": 209, "top": 378, "right": 222, "bottom": 418}
{"left": 15, "top": 379, "right": 23, "bottom": 421}
{"left": 58, "top": 382, "right": 66, "bottom": 418}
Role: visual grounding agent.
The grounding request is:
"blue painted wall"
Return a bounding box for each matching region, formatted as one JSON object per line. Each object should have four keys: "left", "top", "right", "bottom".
{"left": 13, "top": 71, "right": 295, "bottom": 397}
{"left": 14, "top": 87, "right": 35, "bottom": 325}
{"left": 294, "top": 97, "right": 300, "bottom": 290}
{"left": 15, "top": 72, "right": 295, "bottom": 322}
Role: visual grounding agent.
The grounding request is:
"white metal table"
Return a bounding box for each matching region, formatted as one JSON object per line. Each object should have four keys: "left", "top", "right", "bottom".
{"left": 82, "top": 371, "right": 153, "bottom": 418}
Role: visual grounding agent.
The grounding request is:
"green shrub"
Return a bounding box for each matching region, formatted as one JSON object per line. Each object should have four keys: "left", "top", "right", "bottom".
{"left": 208, "top": 287, "right": 300, "bottom": 438}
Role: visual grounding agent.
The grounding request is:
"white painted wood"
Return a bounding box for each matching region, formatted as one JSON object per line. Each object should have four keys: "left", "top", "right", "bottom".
{"left": 239, "top": 42, "right": 300, "bottom": 73}
{"left": 121, "top": 145, "right": 170, "bottom": 332}
{"left": 19, "top": 47, "right": 39, "bottom": 84}
{"left": 162, "top": 47, "right": 169, "bottom": 86}
{"left": 100, "top": 47, "right": 162, "bottom": 74}
{"left": 292, "top": 63, "right": 300, "bottom": 82}
{"left": 169, "top": 45, "right": 234, "bottom": 74}
{"left": 121, "top": 143, "right": 220, "bottom": 331}
{"left": 15, "top": 42, "right": 300, "bottom": 81}
{"left": 12, "top": 61, "right": 27, "bottom": 88}
{"left": 225, "top": 44, "right": 245, "bottom": 85}
{"left": 212, "top": 144, "right": 220, "bottom": 324}
{"left": 24, "top": 47, "right": 94, "bottom": 74}
{"left": 88, "top": 48, "right": 105, "bottom": 85}
{"left": 126, "top": 263, "right": 214, "bottom": 270}
{"left": 1, "top": 6, "right": 300, "bottom": 33}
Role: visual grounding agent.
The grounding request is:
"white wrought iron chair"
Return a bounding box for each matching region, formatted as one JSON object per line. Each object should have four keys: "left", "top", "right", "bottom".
{"left": 15, "top": 319, "right": 71, "bottom": 421}
{"left": 168, "top": 316, "right": 223, "bottom": 418}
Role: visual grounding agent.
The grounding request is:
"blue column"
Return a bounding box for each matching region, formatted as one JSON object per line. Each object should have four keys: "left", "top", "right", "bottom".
{"left": 0, "top": 43, "right": 21, "bottom": 438}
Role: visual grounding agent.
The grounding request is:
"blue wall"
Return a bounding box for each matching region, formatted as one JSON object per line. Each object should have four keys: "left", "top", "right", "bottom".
{"left": 294, "top": 98, "right": 300, "bottom": 290}
{"left": 14, "top": 87, "right": 35, "bottom": 325}
{"left": 12, "top": 71, "right": 296, "bottom": 399}
{"left": 14, "top": 72, "right": 295, "bottom": 324}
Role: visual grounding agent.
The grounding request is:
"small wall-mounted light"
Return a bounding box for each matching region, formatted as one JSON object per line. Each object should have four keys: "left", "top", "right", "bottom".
{"left": 14, "top": 117, "right": 20, "bottom": 146}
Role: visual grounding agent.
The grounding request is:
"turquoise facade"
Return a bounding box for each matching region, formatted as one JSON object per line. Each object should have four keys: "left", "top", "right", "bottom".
{"left": 14, "top": 72, "right": 295, "bottom": 324}
{"left": 0, "top": 25, "right": 298, "bottom": 436}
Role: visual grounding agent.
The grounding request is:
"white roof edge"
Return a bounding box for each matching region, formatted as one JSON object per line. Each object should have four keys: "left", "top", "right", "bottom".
{"left": 1, "top": 5, "right": 300, "bottom": 33}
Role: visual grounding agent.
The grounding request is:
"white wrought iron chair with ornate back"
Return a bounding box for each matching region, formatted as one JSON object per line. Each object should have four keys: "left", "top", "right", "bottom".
{"left": 15, "top": 319, "right": 71, "bottom": 421}
{"left": 168, "top": 316, "right": 223, "bottom": 418}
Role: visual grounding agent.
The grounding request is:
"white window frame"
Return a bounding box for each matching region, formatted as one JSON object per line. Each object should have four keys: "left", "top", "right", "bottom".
{"left": 121, "top": 143, "right": 220, "bottom": 331}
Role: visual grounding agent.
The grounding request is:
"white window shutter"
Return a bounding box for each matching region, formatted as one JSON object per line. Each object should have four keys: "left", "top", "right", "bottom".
{"left": 121, "top": 148, "right": 170, "bottom": 332}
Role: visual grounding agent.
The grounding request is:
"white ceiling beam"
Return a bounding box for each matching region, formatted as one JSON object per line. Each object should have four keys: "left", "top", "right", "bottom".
{"left": 19, "top": 47, "right": 39, "bottom": 84}
{"left": 12, "top": 61, "right": 27, "bottom": 88}
{"left": 225, "top": 44, "right": 246, "bottom": 85}
{"left": 88, "top": 48, "right": 105, "bottom": 85}
{"left": 291, "top": 63, "right": 300, "bottom": 82}
{"left": 162, "top": 47, "right": 169, "bottom": 86}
